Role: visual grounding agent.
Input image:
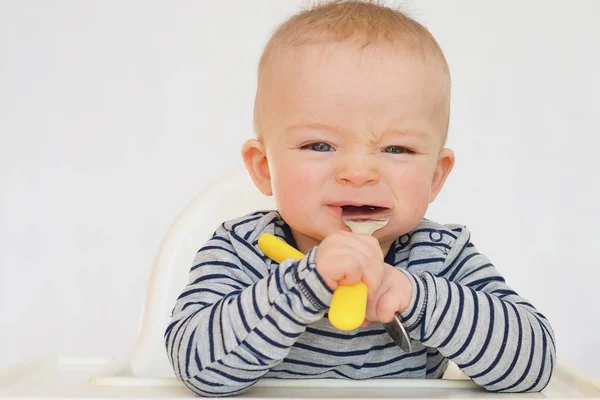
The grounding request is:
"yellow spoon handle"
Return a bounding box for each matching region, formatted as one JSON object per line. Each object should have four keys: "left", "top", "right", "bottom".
{"left": 257, "top": 233, "right": 305, "bottom": 263}
{"left": 257, "top": 233, "right": 366, "bottom": 331}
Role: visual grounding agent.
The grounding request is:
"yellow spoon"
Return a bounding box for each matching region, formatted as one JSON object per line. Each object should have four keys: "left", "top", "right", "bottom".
{"left": 257, "top": 233, "right": 366, "bottom": 330}
{"left": 257, "top": 214, "right": 387, "bottom": 331}
{"left": 339, "top": 214, "right": 413, "bottom": 351}
{"left": 258, "top": 214, "right": 413, "bottom": 352}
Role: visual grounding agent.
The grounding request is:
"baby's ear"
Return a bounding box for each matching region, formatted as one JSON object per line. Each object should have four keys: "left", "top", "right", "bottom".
{"left": 429, "top": 148, "right": 455, "bottom": 202}
{"left": 241, "top": 139, "right": 273, "bottom": 196}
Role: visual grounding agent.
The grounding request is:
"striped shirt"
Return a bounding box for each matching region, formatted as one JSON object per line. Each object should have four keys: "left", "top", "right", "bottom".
{"left": 165, "top": 211, "right": 555, "bottom": 397}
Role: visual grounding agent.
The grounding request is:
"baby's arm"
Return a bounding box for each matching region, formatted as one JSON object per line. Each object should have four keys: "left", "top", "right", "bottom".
{"left": 400, "top": 227, "right": 555, "bottom": 392}
{"left": 165, "top": 225, "right": 332, "bottom": 397}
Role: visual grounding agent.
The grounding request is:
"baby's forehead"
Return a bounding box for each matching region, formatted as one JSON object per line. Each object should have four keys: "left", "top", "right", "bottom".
{"left": 260, "top": 37, "right": 450, "bottom": 103}
{"left": 254, "top": 2, "right": 450, "bottom": 141}
{"left": 255, "top": 42, "right": 449, "bottom": 145}
{"left": 260, "top": 40, "right": 450, "bottom": 120}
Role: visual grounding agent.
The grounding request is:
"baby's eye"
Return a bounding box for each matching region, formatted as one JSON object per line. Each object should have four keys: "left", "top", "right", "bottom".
{"left": 383, "top": 146, "right": 414, "bottom": 155}
{"left": 301, "top": 142, "right": 334, "bottom": 152}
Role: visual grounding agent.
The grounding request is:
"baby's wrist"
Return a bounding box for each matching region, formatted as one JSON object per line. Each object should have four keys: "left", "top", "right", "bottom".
{"left": 286, "top": 246, "right": 333, "bottom": 312}
{"left": 313, "top": 250, "right": 338, "bottom": 291}
{"left": 393, "top": 268, "right": 413, "bottom": 313}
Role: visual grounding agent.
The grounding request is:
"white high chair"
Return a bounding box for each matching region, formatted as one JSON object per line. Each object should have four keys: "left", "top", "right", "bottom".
{"left": 2, "top": 168, "right": 600, "bottom": 399}
{"left": 117, "top": 167, "right": 277, "bottom": 380}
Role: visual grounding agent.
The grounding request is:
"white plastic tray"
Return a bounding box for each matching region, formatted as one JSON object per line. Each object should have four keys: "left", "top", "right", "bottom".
{"left": 1, "top": 358, "right": 599, "bottom": 399}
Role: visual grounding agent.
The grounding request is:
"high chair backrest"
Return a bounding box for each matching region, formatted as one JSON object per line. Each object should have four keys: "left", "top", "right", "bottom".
{"left": 129, "top": 168, "right": 275, "bottom": 377}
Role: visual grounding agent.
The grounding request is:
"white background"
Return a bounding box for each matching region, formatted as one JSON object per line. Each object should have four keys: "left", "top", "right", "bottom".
{"left": 1, "top": 0, "right": 599, "bottom": 380}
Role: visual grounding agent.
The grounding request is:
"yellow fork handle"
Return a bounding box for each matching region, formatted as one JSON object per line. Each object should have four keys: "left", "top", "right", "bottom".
{"left": 257, "top": 233, "right": 366, "bottom": 331}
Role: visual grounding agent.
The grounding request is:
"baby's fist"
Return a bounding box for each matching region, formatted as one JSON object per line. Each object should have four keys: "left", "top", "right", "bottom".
{"left": 315, "top": 232, "right": 385, "bottom": 293}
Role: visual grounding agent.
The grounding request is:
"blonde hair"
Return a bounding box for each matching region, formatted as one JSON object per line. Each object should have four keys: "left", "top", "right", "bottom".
{"left": 254, "top": 0, "right": 450, "bottom": 135}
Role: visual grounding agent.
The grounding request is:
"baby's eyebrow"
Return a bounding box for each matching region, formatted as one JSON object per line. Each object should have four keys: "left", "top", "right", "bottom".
{"left": 375, "top": 129, "right": 432, "bottom": 142}
{"left": 285, "top": 122, "right": 342, "bottom": 136}
{"left": 285, "top": 122, "right": 432, "bottom": 143}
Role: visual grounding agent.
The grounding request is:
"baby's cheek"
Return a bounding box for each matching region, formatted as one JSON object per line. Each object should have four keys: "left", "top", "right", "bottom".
{"left": 395, "top": 181, "right": 431, "bottom": 225}
{"left": 273, "top": 178, "right": 312, "bottom": 221}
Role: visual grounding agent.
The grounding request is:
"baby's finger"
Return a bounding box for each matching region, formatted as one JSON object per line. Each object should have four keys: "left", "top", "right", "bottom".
{"left": 360, "top": 260, "right": 385, "bottom": 297}
{"left": 351, "top": 234, "right": 384, "bottom": 259}
{"left": 335, "top": 232, "right": 382, "bottom": 261}
{"left": 333, "top": 253, "right": 365, "bottom": 286}
{"left": 374, "top": 286, "right": 401, "bottom": 323}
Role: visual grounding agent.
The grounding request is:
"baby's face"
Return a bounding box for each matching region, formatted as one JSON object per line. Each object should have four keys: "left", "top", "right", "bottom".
{"left": 253, "top": 41, "right": 453, "bottom": 252}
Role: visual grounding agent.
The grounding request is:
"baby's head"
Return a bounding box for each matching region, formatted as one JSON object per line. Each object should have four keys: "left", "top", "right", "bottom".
{"left": 243, "top": 0, "right": 455, "bottom": 253}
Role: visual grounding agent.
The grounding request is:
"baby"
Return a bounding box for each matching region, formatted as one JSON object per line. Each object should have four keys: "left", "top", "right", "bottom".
{"left": 166, "top": 1, "right": 556, "bottom": 396}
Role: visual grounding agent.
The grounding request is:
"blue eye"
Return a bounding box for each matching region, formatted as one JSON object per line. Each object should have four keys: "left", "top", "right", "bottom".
{"left": 383, "top": 146, "right": 414, "bottom": 154}
{"left": 302, "top": 142, "right": 334, "bottom": 152}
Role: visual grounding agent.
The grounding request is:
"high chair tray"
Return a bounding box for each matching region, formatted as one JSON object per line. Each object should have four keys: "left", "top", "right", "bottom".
{"left": 1, "top": 357, "right": 599, "bottom": 399}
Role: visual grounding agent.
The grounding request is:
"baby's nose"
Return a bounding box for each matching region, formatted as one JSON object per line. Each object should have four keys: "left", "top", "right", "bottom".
{"left": 335, "top": 154, "right": 379, "bottom": 187}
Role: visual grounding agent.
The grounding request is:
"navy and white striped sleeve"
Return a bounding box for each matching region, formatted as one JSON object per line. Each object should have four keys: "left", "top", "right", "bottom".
{"left": 399, "top": 228, "right": 556, "bottom": 393}
{"left": 165, "top": 226, "right": 333, "bottom": 397}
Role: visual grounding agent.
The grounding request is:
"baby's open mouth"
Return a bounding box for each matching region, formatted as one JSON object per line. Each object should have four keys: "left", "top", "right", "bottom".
{"left": 340, "top": 205, "right": 391, "bottom": 221}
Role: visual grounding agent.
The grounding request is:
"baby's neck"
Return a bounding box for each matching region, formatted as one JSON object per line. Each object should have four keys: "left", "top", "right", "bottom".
{"left": 290, "top": 230, "right": 320, "bottom": 255}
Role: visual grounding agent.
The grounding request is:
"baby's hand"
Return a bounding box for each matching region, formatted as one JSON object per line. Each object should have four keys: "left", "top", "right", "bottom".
{"left": 364, "top": 264, "right": 412, "bottom": 324}
{"left": 315, "top": 231, "right": 385, "bottom": 294}
{"left": 315, "top": 232, "right": 412, "bottom": 324}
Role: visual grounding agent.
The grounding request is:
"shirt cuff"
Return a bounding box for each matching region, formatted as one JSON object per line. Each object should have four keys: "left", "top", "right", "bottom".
{"left": 282, "top": 246, "right": 333, "bottom": 313}
{"left": 398, "top": 269, "right": 429, "bottom": 335}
